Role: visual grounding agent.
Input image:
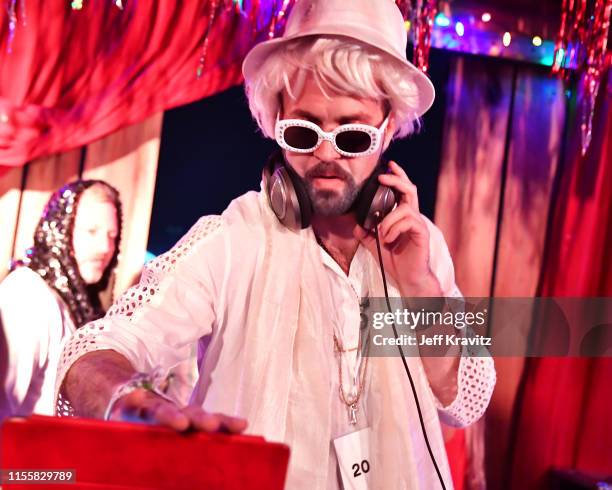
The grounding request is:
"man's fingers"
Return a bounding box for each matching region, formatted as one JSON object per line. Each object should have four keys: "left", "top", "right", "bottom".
{"left": 389, "top": 160, "right": 411, "bottom": 181}
{"left": 181, "top": 406, "right": 248, "bottom": 434}
{"left": 384, "top": 215, "right": 429, "bottom": 247}
{"left": 182, "top": 406, "right": 221, "bottom": 432}
{"left": 150, "top": 400, "right": 190, "bottom": 431}
{"left": 109, "top": 388, "right": 149, "bottom": 421}
{"left": 117, "top": 387, "right": 148, "bottom": 408}
{"left": 384, "top": 219, "right": 417, "bottom": 247}
{"left": 377, "top": 203, "right": 415, "bottom": 238}
{"left": 217, "top": 414, "right": 248, "bottom": 434}
{"left": 378, "top": 162, "right": 419, "bottom": 211}
{"left": 112, "top": 389, "right": 188, "bottom": 430}
{"left": 110, "top": 389, "right": 247, "bottom": 434}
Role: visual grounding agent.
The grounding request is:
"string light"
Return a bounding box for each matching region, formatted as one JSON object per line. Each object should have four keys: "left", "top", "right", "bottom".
{"left": 70, "top": 0, "right": 121, "bottom": 10}
{"left": 455, "top": 21, "right": 465, "bottom": 36}
{"left": 434, "top": 13, "right": 450, "bottom": 27}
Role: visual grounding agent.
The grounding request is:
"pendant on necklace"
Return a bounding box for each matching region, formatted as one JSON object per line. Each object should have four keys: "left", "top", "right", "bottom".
{"left": 348, "top": 403, "right": 358, "bottom": 425}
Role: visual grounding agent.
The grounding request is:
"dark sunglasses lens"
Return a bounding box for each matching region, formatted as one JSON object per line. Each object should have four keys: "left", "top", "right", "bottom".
{"left": 283, "top": 126, "right": 319, "bottom": 150}
{"left": 336, "top": 130, "right": 372, "bottom": 153}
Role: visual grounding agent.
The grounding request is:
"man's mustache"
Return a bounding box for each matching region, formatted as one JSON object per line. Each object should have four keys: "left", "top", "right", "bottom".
{"left": 305, "top": 162, "right": 353, "bottom": 182}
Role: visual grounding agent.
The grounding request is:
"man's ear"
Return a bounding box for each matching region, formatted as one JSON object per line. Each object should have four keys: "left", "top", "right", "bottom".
{"left": 382, "top": 115, "right": 396, "bottom": 150}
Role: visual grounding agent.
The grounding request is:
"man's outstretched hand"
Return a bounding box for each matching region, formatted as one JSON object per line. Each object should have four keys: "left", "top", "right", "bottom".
{"left": 108, "top": 388, "right": 248, "bottom": 434}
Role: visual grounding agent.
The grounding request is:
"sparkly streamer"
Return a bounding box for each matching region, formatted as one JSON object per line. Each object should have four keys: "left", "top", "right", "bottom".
{"left": 18, "top": 0, "right": 25, "bottom": 26}
{"left": 248, "top": 0, "right": 261, "bottom": 41}
{"left": 268, "top": 0, "right": 292, "bottom": 39}
{"left": 5, "top": 0, "right": 27, "bottom": 53}
{"left": 404, "top": 0, "right": 438, "bottom": 73}
{"left": 6, "top": 0, "right": 17, "bottom": 53}
{"left": 416, "top": 0, "right": 437, "bottom": 73}
{"left": 395, "top": 0, "right": 412, "bottom": 20}
{"left": 580, "top": 0, "right": 611, "bottom": 154}
{"left": 196, "top": 0, "right": 273, "bottom": 78}
{"left": 553, "top": 0, "right": 570, "bottom": 71}
{"left": 395, "top": 0, "right": 437, "bottom": 73}
{"left": 554, "top": 0, "right": 611, "bottom": 154}
{"left": 197, "top": 0, "right": 220, "bottom": 79}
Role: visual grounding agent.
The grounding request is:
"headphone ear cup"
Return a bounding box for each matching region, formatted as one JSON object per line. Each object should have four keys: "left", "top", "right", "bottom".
{"left": 354, "top": 164, "right": 398, "bottom": 231}
{"left": 263, "top": 150, "right": 312, "bottom": 231}
{"left": 282, "top": 163, "right": 312, "bottom": 228}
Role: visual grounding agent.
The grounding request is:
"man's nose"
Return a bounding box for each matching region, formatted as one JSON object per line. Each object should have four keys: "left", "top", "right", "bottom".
{"left": 95, "top": 234, "right": 115, "bottom": 256}
{"left": 313, "top": 139, "right": 341, "bottom": 161}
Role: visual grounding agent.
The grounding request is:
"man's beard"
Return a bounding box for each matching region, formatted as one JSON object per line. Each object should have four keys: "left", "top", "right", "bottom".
{"left": 303, "top": 161, "right": 362, "bottom": 216}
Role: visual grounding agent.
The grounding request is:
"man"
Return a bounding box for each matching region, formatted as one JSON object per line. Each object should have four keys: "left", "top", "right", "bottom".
{"left": 0, "top": 180, "right": 121, "bottom": 421}
{"left": 56, "top": 1, "right": 496, "bottom": 488}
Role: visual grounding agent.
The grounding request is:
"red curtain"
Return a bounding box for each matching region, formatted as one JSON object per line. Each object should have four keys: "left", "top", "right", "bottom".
{"left": 0, "top": 0, "right": 266, "bottom": 170}
{"left": 510, "top": 71, "right": 612, "bottom": 488}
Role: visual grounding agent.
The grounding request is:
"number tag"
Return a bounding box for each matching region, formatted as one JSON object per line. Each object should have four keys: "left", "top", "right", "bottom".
{"left": 333, "top": 427, "right": 372, "bottom": 489}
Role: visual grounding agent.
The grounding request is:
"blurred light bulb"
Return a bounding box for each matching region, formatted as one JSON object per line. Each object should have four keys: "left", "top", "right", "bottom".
{"left": 503, "top": 32, "right": 512, "bottom": 47}
{"left": 481, "top": 12, "right": 491, "bottom": 22}
{"left": 435, "top": 13, "right": 451, "bottom": 27}
{"left": 532, "top": 36, "right": 543, "bottom": 46}
{"left": 455, "top": 21, "right": 465, "bottom": 36}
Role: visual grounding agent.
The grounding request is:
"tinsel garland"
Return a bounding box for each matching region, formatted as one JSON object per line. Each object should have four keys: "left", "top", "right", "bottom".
{"left": 397, "top": 0, "right": 438, "bottom": 73}
{"left": 8, "top": 0, "right": 608, "bottom": 155}
{"left": 195, "top": 0, "right": 294, "bottom": 78}
{"left": 6, "top": 0, "right": 26, "bottom": 53}
{"left": 194, "top": 0, "right": 438, "bottom": 76}
{"left": 554, "top": 0, "right": 612, "bottom": 155}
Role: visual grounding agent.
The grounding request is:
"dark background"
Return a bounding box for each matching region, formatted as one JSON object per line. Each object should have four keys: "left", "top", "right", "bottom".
{"left": 147, "top": 49, "right": 453, "bottom": 255}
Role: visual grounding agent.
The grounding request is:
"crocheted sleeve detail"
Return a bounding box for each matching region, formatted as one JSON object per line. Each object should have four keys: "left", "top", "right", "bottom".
{"left": 435, "top": 355, "right": 496, "bottom": 428}
{"left": 54, "top": 216, "right": 223, "bottom": 417}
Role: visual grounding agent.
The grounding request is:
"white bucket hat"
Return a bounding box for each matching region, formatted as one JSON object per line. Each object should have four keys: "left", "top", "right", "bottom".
{"left": 242, "top": 0, "right": 436, "bottom": 117}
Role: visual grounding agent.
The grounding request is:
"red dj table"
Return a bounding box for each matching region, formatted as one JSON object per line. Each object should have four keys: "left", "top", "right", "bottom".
{"left": 0, "top": 415, "right": 290, "bottom": 489}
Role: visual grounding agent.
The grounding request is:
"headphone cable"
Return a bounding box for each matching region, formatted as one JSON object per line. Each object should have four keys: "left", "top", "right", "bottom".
{"left": 372, "top": 226, "right": 447, "bottom": 490}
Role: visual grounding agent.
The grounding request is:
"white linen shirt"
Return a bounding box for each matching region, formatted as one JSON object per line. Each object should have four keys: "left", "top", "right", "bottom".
{"left": 0, "top": 267, "right": 76, "bottom": 421}
{"left": 321, "top": 246, "right": 382, "bottom": 489}
{"left": 55, "top": 191, "right": 496, "bottom": 489}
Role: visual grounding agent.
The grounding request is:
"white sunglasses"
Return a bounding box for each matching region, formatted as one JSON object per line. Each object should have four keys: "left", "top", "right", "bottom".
{"left": 275, "top": 115, "right": 389, "bottom": 158}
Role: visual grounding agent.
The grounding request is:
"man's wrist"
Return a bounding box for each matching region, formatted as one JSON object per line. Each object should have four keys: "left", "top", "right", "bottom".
{"left": 400, "top": 270, "right": 442, "bottom": 297}
{"left": 103, "top": 370, "right": 171, "bottom": 421}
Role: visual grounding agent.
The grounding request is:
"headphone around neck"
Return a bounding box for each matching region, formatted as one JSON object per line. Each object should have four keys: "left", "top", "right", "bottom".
{"left": 263, "top": 149, "right": 397, "bottom": 232}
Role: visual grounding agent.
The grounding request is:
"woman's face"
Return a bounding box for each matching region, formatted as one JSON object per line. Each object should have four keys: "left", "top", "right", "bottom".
{"left": 72, "top": 192, "right": 118, "bottom": 285}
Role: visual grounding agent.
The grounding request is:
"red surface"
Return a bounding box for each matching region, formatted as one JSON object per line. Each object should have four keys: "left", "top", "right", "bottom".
{"left": 444, "top": 429, "right": 466, "bottom": 490}
{"left": 0, "top": 415, "right": 290, "bottom": 489}
{"left": 0, "top": 0, "right": 267, "bottom": 169}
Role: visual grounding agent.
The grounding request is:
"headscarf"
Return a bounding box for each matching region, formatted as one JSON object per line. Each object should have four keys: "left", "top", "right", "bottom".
{"left": 22, "top": 180, "right": 122, "bottom": 327}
